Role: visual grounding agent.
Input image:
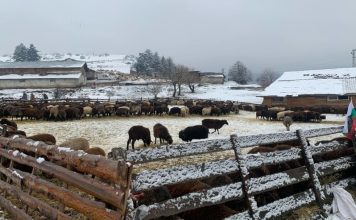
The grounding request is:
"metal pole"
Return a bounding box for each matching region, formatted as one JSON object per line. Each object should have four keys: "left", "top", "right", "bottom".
{"left": 351, "top": 49, "right": 356, "bottom": 67}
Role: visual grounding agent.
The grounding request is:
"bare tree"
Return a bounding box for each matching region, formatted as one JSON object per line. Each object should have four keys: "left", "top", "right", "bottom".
{"left": 228, "top": 61, "right": 252, "bottom": 84}
{"left": 146, "top": 84, "right": 163, "bottom": 99}
{"left": 183, "top": 70, "right": 200, "bottom": 93}
{"left": 257, "top": 68, "right": 280, "bottom": 87}
{"left": 174, "top": 65, "right": 189, "bottom": 96}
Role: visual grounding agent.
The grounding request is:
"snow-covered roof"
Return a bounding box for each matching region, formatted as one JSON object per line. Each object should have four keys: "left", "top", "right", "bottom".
{"left": 262, "top": 67, "right": 356, "bottom": 97}
{"left": 0, "top": 72, "right": 82, "bottom": 79}
{"left": 0, "top": 60, "right": 86, "bottom": 69}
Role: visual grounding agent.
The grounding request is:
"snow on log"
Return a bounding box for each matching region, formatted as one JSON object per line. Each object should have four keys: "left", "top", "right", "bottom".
{"left": 132, "top": 182, "right": 243, "bottom": 220}
{"left": 127, "top": 138, "right": 232, "bottom": 164}
{"left": 232, "top": 126, "right": 342, "bottom": 148}
{"left": 0, "top": 136, "right": 129, "bottom": 188}
{"left": 248, "top": 166, "right": 308, "bottom": 195}
{"left": 132, "top": 158, "right": 238, "bottom": 192}
{"left": 226, "top": 178, "right": 356, "bottom": 219}
{"left": 127, "top": 126, "right": 342, "bottom": 164}
{"left": 314, "top": 156, "right": 354, "bottom": 176}
{"left": 133, "top": 142, "right": 351, "bottom": 192}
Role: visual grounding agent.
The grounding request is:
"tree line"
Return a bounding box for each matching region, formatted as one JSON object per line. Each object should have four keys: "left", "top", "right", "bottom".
{"left": 133, "top": 49, "right": 200, "bottom": 97}
{"left": 134, "top": 49, "right": 280, "bottom": 93}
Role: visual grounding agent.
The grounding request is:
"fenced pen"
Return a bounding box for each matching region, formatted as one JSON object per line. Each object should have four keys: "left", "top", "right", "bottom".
{"left": 0, "top": 126, "right": 354, "bottom": 219}
{"left": 109, "top": 126, "right": 356, "bottom": 219}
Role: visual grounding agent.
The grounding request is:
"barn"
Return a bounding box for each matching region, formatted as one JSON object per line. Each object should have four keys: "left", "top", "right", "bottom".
{"left": 260, "top": 67, "right": 356, "bottom": 112}
{"left": 199, "top": 72, "right": 225, "bottom": 84}
{"left": 0, "top": 60, "right": 90, "bottom": 89}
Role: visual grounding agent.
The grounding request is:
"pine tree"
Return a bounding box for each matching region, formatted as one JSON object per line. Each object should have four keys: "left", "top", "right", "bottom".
{"left": 13, "top": 43, "right": 28, "bottom": 62}
{"left": 152, "top": 52, "right": 161, "bottom": 76}
{"left": 27, "top": 44, "right": 41, "bottom": 61}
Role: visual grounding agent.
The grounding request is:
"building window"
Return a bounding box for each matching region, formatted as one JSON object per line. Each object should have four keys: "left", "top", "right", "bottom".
{"left": 19, "top": 79, "right": 26, "bottom": 83}
{"left": 327, "top": 95, "right": 349, "bottom": 101}
{"left": 50, "top": 79, "right": 56, "bottom": 84}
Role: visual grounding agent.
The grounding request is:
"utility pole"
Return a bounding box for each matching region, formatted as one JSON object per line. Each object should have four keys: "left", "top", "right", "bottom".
{"left": 352, "top": 49, "right": 356, "bottom": 67}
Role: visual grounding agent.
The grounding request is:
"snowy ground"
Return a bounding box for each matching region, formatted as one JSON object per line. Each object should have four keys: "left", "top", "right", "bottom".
{"left": 16, "top": 111, "right": 345, "bottom": 154}
{"left": 0, "top": 81, "right": 264, "bottom": 104}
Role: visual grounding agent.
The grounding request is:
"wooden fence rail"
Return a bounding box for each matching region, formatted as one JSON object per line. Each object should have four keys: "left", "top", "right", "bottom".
{"left": 120, "top": 126, "right": 356, "bottom": 220}
{"left": 0, "top": 137, "right": 133, "bottom": 220}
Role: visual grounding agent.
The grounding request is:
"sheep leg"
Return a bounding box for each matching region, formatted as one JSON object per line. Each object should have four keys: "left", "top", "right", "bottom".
{"left": 217, "top": 129, "right": 220, "bottom": 134}
{"left": 155, "top": 137, "right": 157, "bottom": 144}
{"left": 127, "top": 138, "right": 131, "bottom": 150}
{"left": 132, "top": 139, "right": 136, "bottom": 149}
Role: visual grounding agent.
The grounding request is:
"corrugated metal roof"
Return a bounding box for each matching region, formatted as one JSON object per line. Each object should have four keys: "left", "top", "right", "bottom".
{"left": 262, "top": 67, "right": 356, "bottom": 97}
{"left": 0, "top": 60, "right": 86, "bottom": 69}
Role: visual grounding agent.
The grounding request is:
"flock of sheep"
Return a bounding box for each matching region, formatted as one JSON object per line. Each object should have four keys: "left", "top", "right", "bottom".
{"left": 0, "top": 99, "right": 240, "bottom": 121}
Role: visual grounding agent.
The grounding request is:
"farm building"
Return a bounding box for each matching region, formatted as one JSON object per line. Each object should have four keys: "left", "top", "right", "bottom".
{"left": 0, "top": 60, "right": 91, "bottom": 89}
{"left": 261, "top": 67, "right": 356, "bottom": 111}
{"left": 199, "top": 72, "right": 225, "bottom": 84}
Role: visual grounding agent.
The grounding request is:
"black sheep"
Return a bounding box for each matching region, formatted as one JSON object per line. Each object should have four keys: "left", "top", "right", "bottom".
{"left": 127, "top": 125, "right": 152, "bottom": 150}
{"left": 169, "top": 107, "right": 181, "bottom": 116}
{"left": 153, "top": 123, "right": 173, "bottom": 144}
{"left": 179, "top": 125, "right": 209, "bottom": 142}
{"left": 202, "top": 119, "right": 228, "bottom": 134}
{"left": 210, "top": 107, "right": 222, "bottom": 116}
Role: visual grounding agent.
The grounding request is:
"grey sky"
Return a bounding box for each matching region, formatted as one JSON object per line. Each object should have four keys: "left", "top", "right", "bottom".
{"left": 1, "top": 0, "right": 356, "bottom": 74}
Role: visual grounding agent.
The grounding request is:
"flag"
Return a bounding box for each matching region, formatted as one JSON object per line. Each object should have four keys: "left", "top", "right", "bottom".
{"left": 343, "top": 100, "right": 354, "bottom": 134}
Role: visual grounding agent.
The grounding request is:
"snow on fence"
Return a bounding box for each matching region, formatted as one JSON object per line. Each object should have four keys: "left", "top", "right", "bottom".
{"left": 0, "top": 136, "right": 132, "bottom": 220}
{"left": 108, "top": 125, "right": 356, "bottom": 219}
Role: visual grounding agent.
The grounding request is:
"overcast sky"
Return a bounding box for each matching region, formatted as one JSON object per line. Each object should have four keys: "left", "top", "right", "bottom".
{"left": 1, "top": 0, "right": 356, "bottom": 74}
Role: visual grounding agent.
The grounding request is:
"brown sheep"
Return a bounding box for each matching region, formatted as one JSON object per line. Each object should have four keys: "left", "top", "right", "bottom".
{"left": 127, "top": 126, "right": 152, "bottom": 150}
{"left": 153, "top": 123, "right": 173, "bottom": 144}
{"left": 60, "top": 137, "right": 90, "bottom": 151}
{"left": 202, "top": 119, "right": 228, "bottom": 134}
{"left": 85, "top": 147, "right": 106, "bottom": 157}
{"left": 0, "top": 118, "right": 18, "bottom": 130}
{"left": 27, "top": 133, "right": 56, "bottom": 145}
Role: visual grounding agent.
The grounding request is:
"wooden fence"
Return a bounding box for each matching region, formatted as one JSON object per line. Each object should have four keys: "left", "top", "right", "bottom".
{"left": 108, "top": 126, "right": 356, "bottom": 219}
{"left": 0, "top": 136, "right": 132, "bottom": 220}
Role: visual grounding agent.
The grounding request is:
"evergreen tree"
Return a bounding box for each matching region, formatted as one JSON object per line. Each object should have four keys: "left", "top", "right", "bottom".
{"left": 13, "top": 43, "right": 28, "bottom": 62}
{"left": 152, "top": 52, "right": 161, "bottom": 76}
{"left": 13, "top": 43, "right": 41, "bottom": 62}
{"left": 133, "top": 49, "right": 155, "bottom": 75}
{"left": 160, "top": 56, "right": 169, "bottom": 77}
{"left": 27, "top": 44, "right": 41, "bottom": 61}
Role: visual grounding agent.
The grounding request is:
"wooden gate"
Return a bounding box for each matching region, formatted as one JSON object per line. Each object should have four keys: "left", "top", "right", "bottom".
{"left": 108, "top": 126, "right": 356, "bottom": 219}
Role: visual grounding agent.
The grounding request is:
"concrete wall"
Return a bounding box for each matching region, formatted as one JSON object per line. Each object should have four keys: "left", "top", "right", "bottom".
{"left": 200, "top": 76, "right": 224, "bottom": 84}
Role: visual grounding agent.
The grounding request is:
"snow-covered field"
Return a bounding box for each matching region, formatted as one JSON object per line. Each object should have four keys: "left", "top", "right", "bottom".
{"left": 16, "top": 111, "right": 345, "bottom": 154}
{"left": 0, "top": 81, "right": 264, "bottom": 104}
{"left": 0, "top": 53, "right": 134, "bottom": 73}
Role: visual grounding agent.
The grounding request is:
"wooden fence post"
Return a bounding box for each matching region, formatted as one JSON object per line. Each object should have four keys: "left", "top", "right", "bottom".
{"left": 296, "top": 129, "right": 327, "bottom": 216}
{"left": 230, "top": 134, "right": 257, "bottom": 219}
